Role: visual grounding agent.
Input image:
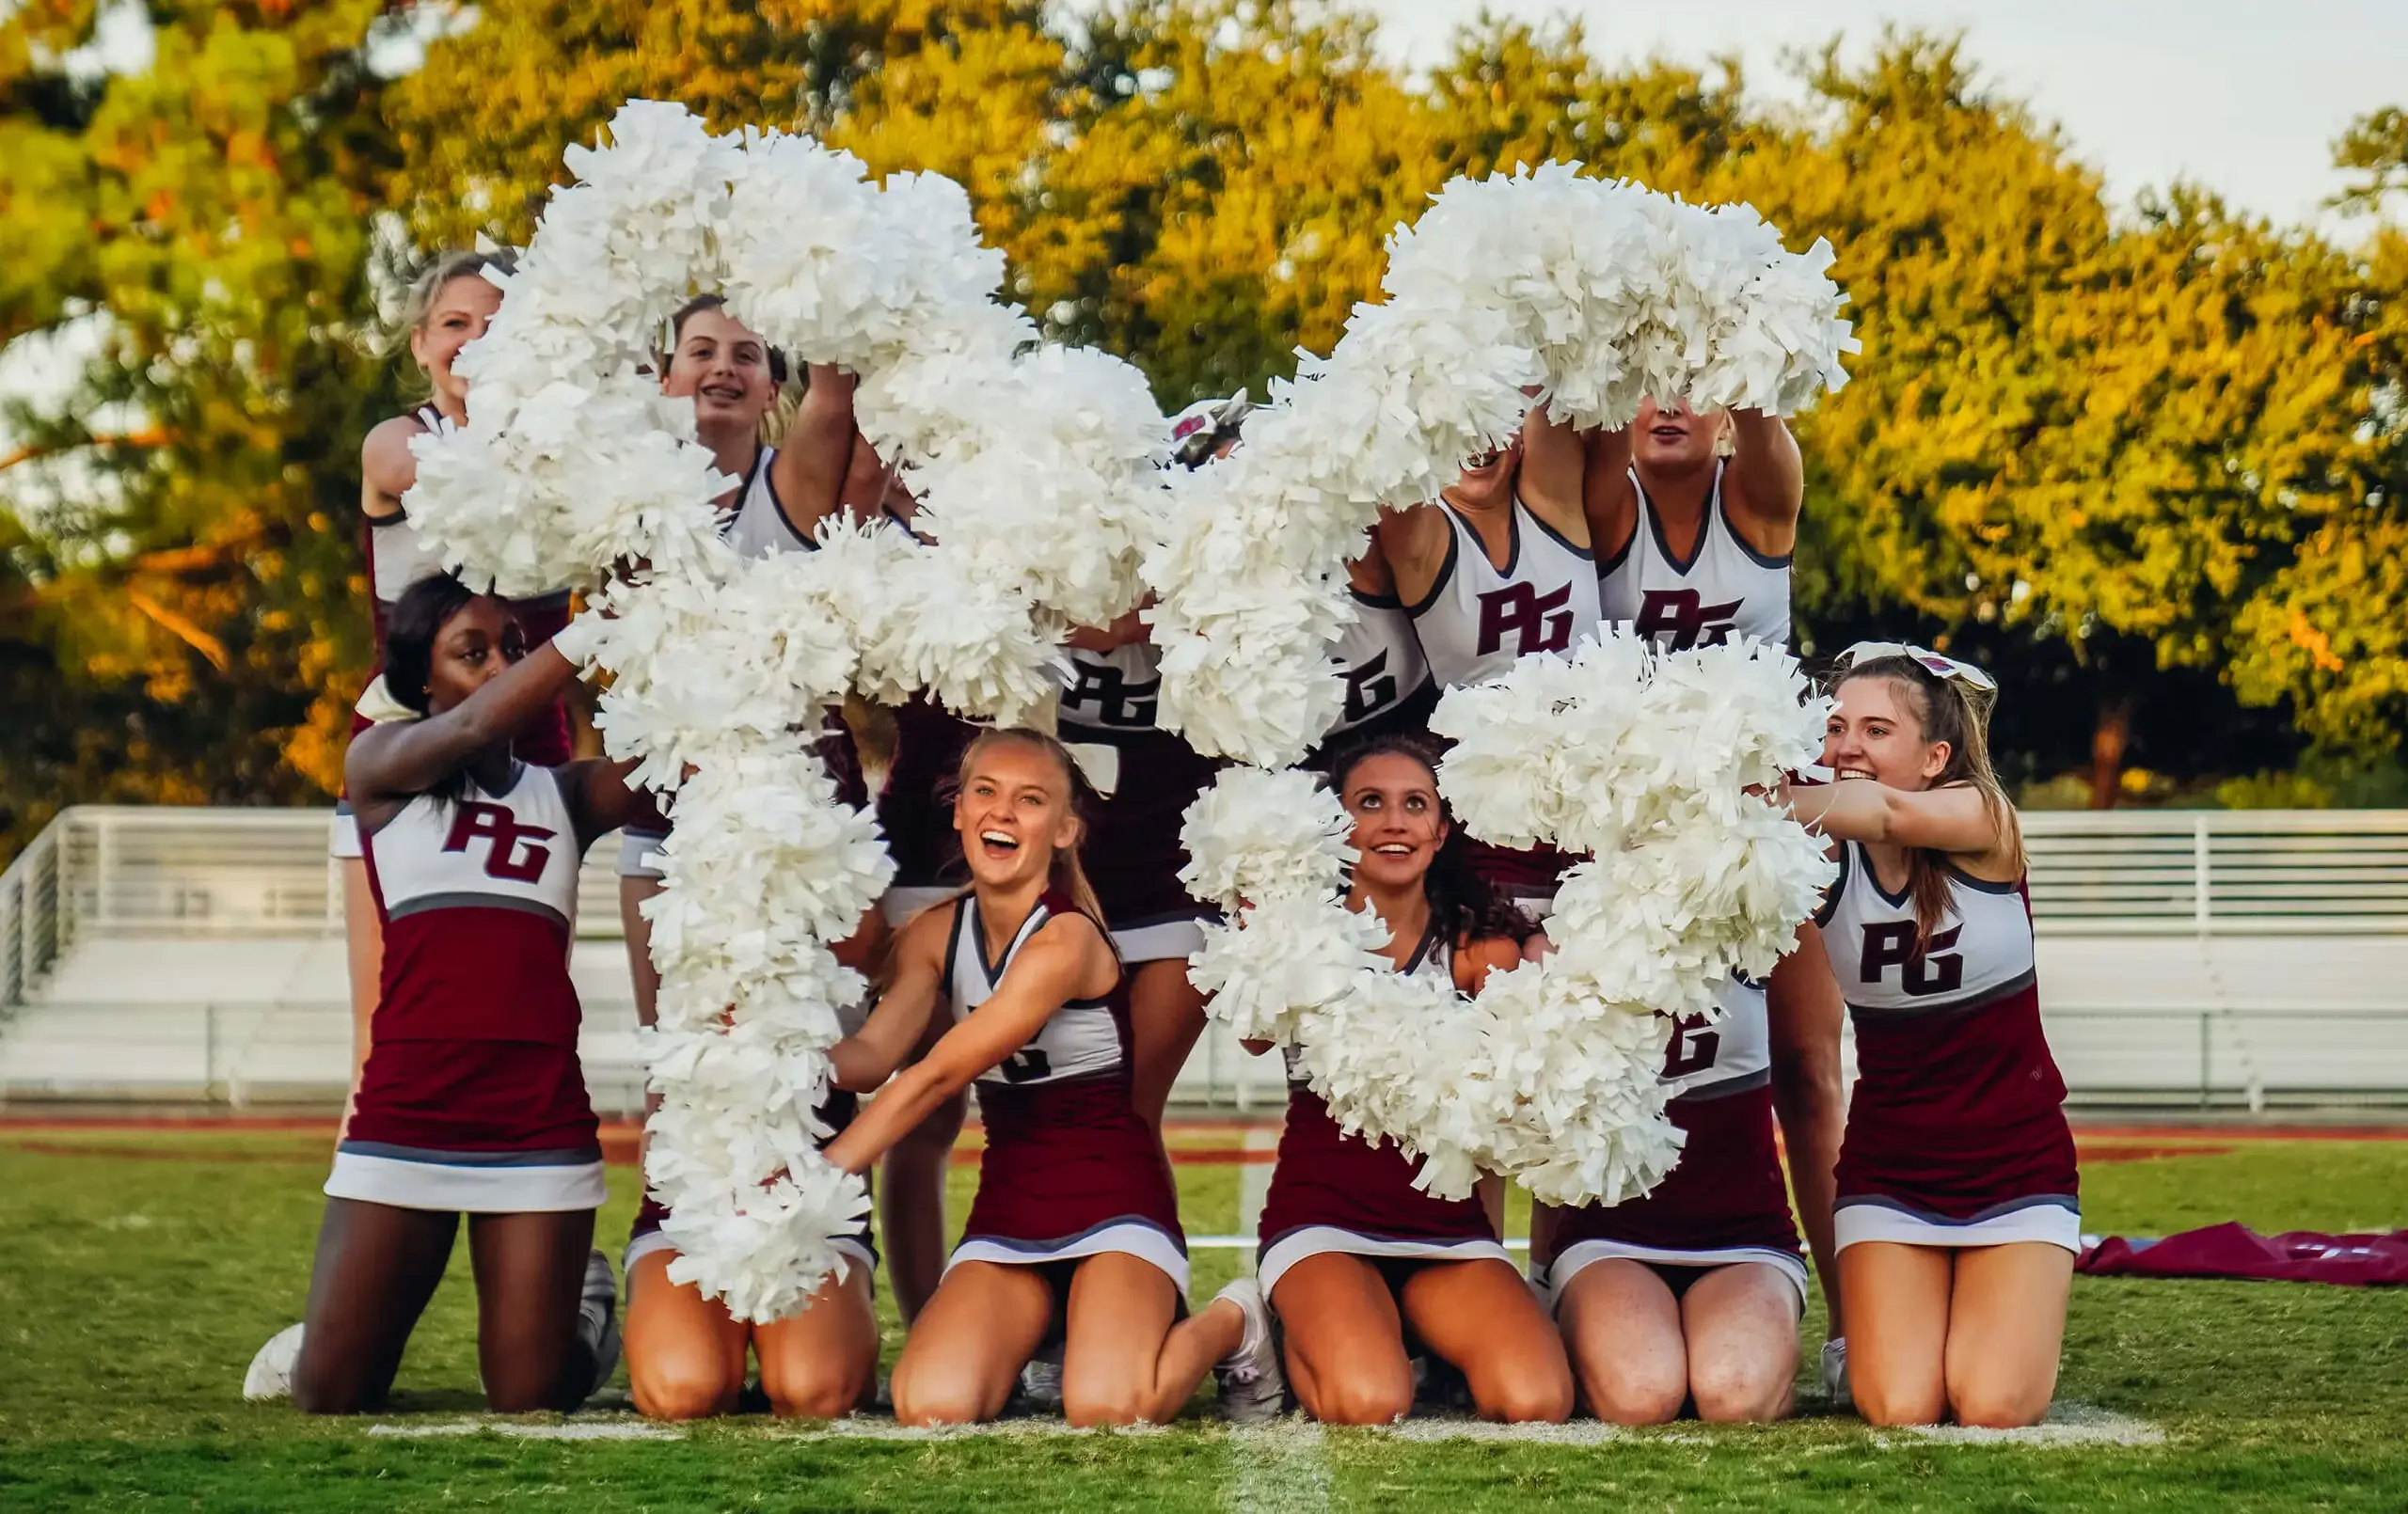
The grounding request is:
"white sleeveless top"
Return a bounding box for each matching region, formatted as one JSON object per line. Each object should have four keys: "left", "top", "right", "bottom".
{"left": 1598, "top": 461, "right": 1791, "bottom": 651}
{"left": 1406, "top": 496, "right": 1601, "bottom": 688}
{"left": 943, "top": 894, "right": 1128, "bottom": 1087}
{"left": 1324, "top": 588, "right": 1432, "bottom": 737}
{"left": 368, "top": 406, "right": 450, "bottom": 607}
{"left": 1816, "top": 841, "right": 2036, "bottom": 1015}
{"left": 366, "top": 763, "right": 582, "bottom": 934}
{"left": 722, "top": 444, "right": 818, "bottom": 559}
{"left": 1665, "top": 974, "right": 1773, "bottom": 1101}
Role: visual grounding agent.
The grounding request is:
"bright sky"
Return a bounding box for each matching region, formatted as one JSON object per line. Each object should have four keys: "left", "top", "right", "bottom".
{"left": 1360, "top": 0, "right": 2405, "bottom": 229}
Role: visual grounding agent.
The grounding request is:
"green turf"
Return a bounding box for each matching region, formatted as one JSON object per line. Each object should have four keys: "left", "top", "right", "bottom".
{"left": 1, "top": 1127, "right": 2404, "bottom": 1511}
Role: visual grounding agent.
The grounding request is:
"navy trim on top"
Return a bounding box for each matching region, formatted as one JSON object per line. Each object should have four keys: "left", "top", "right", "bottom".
{"left": 1348, "top": 585, "right": 1404, "bottom": 610}
{"left": 1402, "top": 525, "right": 1459, "bottom": 619}
{"left": 1640, "top": 475, "right": 1707, "bottom": 576}
{"left": 1519, "top": 494, "right": 1593, "bottom": 563}
{"left": 1812, "top": 841, "right": 1850, "bottom": 927}
{"left": 1445, "top": 500, "right": 1521, "bottom": 577}
{"left": 1861, "top": 842, "right": 1915, "bottom": 908}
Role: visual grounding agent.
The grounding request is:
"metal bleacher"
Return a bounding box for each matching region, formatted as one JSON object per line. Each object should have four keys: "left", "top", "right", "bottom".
{"left": 2, "top": 805, "right": 2405, "bottom": 1112}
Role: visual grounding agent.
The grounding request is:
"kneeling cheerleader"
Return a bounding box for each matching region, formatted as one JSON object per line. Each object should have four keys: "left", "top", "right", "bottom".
{"left": 1782, "top": 644, "right": 2078, "bottom": 1429}
{"left": 821, "top": 728, "right": 1277, "bottom": 1426}
{"left": 1251, "top": 734, "right": 1574, "bottom": 1426}
{"left": 249, "top": 575, "right": 642, "bottom": 1411}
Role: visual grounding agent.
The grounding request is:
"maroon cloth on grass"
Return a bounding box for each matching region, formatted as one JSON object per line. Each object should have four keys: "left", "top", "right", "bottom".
{"left": 2077, "top": 1222, "right": 2408, "bottom": 1285}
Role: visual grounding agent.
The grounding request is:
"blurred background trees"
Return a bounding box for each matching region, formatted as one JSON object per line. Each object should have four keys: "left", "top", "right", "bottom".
{"left": 4, "top": 0, "right": 2403, "bottom": 854}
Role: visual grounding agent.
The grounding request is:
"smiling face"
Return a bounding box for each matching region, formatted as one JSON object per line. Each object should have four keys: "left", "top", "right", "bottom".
{"left": 954, "top": 737, "right": 1083, "bottom": 891}
{"left": 661, "top": 305, "right": 776, "bottom": 431}
{"left": 407, "top": 275, "right": 504, "bottom": 412}
{"left": 1632, "top": 396, "right": 1727, "bottom": 472}
{"left": 422, "top": 596, "right": 526, "bottom": 716}
{"left": 1340, "top": 750, "right": 1450, "bottom": 894}
{"left": 1823, "top": 674, "right": 1952, "bottom": 791}
{"left": 1450, "top": 431, "right": 1524, "bottom": 508}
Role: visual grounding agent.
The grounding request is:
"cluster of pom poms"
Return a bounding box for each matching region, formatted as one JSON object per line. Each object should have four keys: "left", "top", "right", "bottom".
{"left": 1184, "top": 630, "right": 1838, "bottom": 1206}
{"left": 1145, "top": 164, "right": 1857, "bottom": 769}
{"left": 402, "top": 102, "right": 1166, "bottom": 1321}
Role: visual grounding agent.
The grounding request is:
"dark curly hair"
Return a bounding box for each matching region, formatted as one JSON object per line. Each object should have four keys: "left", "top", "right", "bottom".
{"left": 1320, "top": 730, "right": 1533, "bottom": 952}
{"left": 379, "top": 572, "right": 494, "bottom": 809}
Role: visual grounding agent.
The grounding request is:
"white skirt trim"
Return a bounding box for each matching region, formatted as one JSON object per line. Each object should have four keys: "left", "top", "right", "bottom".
{"left": 1542, "top": 1239, "right": 1808, "bottom": 1315}
{"left": 1834, "top": 1196, "right": 2083, "bottom": 1254}
{"left": 948, "top": 1220, "right": 1190, "bottom": 1295}
{"left": 1111, "top": 916, "right": 1207, "bottom": 964}
{"left": 325, "top": 1149, "right": 607, "bottom": 1214}
{"left": 328, "top": 807, "right": 362, "bottom": 861}
{"left": 1259, "top": 1225, "right": 1514, "bottom": 1295}
{"left": 879, "top": 885, "right": 960, "bottom": 929}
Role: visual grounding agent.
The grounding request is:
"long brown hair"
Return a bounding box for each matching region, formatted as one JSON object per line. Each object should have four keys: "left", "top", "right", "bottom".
{"left": 953, "top": 726, "right": 1112, "bottom": 944}
{"left": 1832, "top": 656, "right": 2026, "bottom": 949}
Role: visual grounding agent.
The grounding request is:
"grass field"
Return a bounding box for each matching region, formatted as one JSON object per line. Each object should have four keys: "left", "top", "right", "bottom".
{"left": 2, "top": 1122, "right": 2404, "bottom": 1512}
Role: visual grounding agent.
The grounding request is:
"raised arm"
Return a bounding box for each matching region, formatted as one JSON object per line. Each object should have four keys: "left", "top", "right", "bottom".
{"left": 560, "top": 756, "right": 645, "bottom": 850}
{"left": 1781, "top": 778, "right": 2005, "bottom": 860}
{"left": 766, "top": 364, "right": 858, "bottom": 542}
{"left": 822, "top": 916, "right": 1112, "bottom": 1175}
{"left": 1723, "top": 409, "right": 1804, "bottom": 554}
{"left": 346, "top": 641, "right": 582, "bottom": 805}
{"left": 1515, "top": 398, "right": 1590, "bottom": 540}
{"left": 1581, "top": 425, "right": 1637, "bottom": 561}
{"left": 828, "top": 909, "right": 950, "bottom": 1094}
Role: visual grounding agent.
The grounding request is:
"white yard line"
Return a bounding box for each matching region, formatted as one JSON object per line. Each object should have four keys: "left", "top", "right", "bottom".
{"left": 1889, "top": 1401, "right": 2166, "bottom": 1448}
{"left": 366, "top": 1417, "right": 682, "bottom": 1441}
{"left": 1225, "top": 1422, "right": 1333, "bottom": 1514}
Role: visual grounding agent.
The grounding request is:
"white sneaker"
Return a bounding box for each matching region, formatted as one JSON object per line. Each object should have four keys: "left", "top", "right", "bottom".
{"left": 1019, "top": 1342, "right": 1066, "bottom": 1411}
{"left": 578, "top": 1249, "right": 621, "bottom": 1402}
{"left": 1212, "top": 1276, "right": 1285, "bottom": 1423}
{"left": 1821, "top": 1336, "right": 1850, "bottom": 1408}
{"left": 244, "top": 1322, "right": 305, "bottom": 1402}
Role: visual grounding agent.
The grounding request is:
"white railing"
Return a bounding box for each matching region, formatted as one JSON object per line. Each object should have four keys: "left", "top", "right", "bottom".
{"left": 11, "top": 803, "right": 2406, "bottom": 952}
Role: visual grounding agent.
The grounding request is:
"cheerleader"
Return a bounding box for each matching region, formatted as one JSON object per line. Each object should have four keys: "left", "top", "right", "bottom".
{"left": 1311, "top": 547, "right": 1437, "bottom": 762}
{"left": 1251, "top": 734, "right": 1572, "bottom": 1426}
{"left": 1781, "top": 645, "right": 2078, "bottom": 1429}
{"left": 616, "top": 303, "right": 857, "bottom": 1037}
{"left": 1372, "top": 406, "right": 1600, "bottom": 912}
{"left": 1579, "top": 397, "right": 1848, "bottom": 1381}
{"left": 251, "top": 575, "right": 639, "bottom": 1411}
{"left": 821, "top": 729, "right": 1276, "bottom": 1427}
{"left": 334, "top": 250, "right": 578, "bottom": 1133}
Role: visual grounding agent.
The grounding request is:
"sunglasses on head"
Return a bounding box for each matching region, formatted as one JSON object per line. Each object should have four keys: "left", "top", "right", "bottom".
{"left": 1833, "top": 640, "right": 1998, "bottom": 693}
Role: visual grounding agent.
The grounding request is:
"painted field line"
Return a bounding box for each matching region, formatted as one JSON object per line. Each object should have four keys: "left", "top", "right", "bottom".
{"left": 1886, "top": 1401, "right": 2165, "bottom": 1448}
{"left": 1226, "top": 1421, "right": 1331, "bottom": 1514}
{"left": 366, "top": 1417, "right": 681, "bottom": 1441}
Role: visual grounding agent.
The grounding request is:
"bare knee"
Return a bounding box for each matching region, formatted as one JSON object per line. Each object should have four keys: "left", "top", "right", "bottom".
{"left": 292, "top": 1364, "right": 374, "bottom": 1417}
{"left": 1853, "top": 1373, "right": 1946, "bottom": 1427}
{"left": 890, "top": 1364, "right": 992, "bottom": 1427}
{"left": 764, "top": 1364, "right": 872, "bottom": 1421}
{"left": 1578, "top": 1358, "right": 1685, "bottom": 1426}
{"left": 1062, "top": 1374, "right": 1154, "bottom": 1428}
{"left": 1949, "top": 1378, "right": 2052, "bottom": 1430}
{"left": 1472, "top": 1363, "right": 1574, "bottom": 1425}
{"left": 1304, "top": 1367, "right": 1413, "bottom": 1427}
{"left": 1689, "top": 1357, "right": 1793, "bottom": 1424}
{"left": 632, "top": 1357, "right": 738, "bottom": 1422}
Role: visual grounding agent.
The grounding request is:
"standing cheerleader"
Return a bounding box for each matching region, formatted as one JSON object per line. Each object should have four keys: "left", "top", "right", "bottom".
{"left": 822, "top": 729, "right": 1276, "bottom": 1427}
{"left": 1312, "top": 547, "right": 1437, "bottom": 762}
{"left": 1374, "top": 408, "right": 1601, "bottom": 912}
{"left": 1781, "top": 645, "right": 2078, "bottom": 1429}
{"left": 335, "top": 250, "right": 577, "bottom": 1130}
{"left": 1581, "top": 399, "right": 1848, "bottom": 1382}
{"left": 253, "top": 575, "right": 640, "bottom": 1411}
{"left": 1252, "top": 734, "right": 1572, "bottom": 1426}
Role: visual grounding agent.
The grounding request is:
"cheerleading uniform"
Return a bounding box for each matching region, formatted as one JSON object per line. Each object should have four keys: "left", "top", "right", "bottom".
{"left": 328, "top": 764, "right": 605, "bottom": 1212}
{"left": 1596, "top": 461, "right": 1792, "bottom": 652}
{"left": 1816, "top": 843, "right": 2080, "bottom": 1253}
{"left": 333, "top": 405, "right": 574, "bottom": 859}
{"left": 618, "top": 444, "right": 827, "bottom": 878}
{"left": 1404, "top": 495, "right": 1599, "bottom": 906}
{"left": 1538, "top": 976, "right": 1809, "bottom": 1312}
{"left": 1256, "top": 924, "right": 1512, "bottom": 1294}
{"left": 1055, "top": 641, "right": 1223, "bottom": 962}
{"left": 943, "top": 891, "right": 1189, "bottom": 1291}
{"left": 1313, "top": 586, "right": 1438, "bottom": 756}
